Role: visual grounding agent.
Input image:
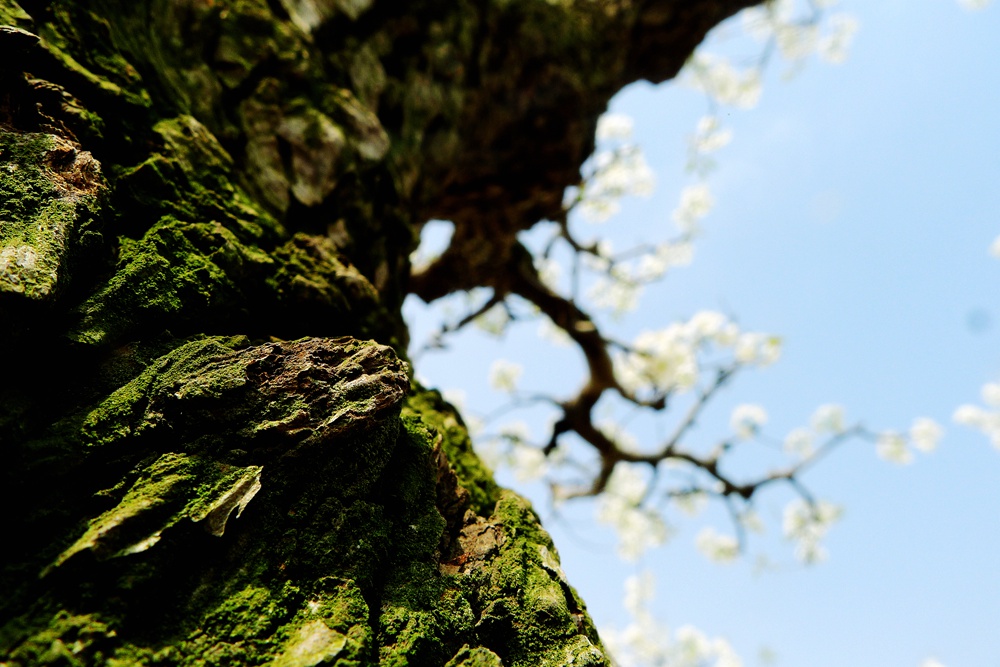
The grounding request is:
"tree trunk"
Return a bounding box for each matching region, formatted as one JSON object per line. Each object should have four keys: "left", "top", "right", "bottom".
{"left": 0, "top": 1, "right": 753, "bottom": 664}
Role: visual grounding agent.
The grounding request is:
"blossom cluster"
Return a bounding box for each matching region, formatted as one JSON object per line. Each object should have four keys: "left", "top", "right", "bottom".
{"left": 685, "top": 53, "right": 762, "bottom": 110}
{"left": 615, "top": 311, "right": 780, "bottom": 397}
{"left": 780, "top": 404, "right": 942, "bottom": 465}
{"left": 585, "top": 240, "right": 695, "bottom": 317}
{"left": 740, "top": 0, "right": 860, "bottom": 66}
{"left": 571, "top": 113, "right": 655, "bottom": 224}
{"left": 478, "top": 420, "right": 552, "bottom": 484}
{"left": 595, "top": 465, "right": 671, "bottom": 561}
{"left": 488, "top": 358, "right": 523, "bottom": 394}
{"left": 695, "top": 527, "right": 741, "bottom": 563}
{"left": 602, "top": 572, "right": 743, "bottom": 667}
{"left": 686, "top": 118, "right": 732, "bottom": 177}
{"left": 954, "top": 381, "right": 1000, "bottom": 449}
{"left": 875, "top": 418, "right": 943, "bottom": 465}
{"left": 782, "top": 498, "right": 843, "bottom": 563}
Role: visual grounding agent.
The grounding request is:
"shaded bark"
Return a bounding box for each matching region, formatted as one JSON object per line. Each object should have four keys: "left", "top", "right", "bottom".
{"left": 0, "top": 1, "right": 754, "bottom": 664}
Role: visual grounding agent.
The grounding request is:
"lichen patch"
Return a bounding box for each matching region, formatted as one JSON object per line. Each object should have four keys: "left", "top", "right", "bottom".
{"left": 0, "top": 129, "right": 104, "bottom": 300}
{"left": 270, "top": 620, "right": 347, "bottom": 667}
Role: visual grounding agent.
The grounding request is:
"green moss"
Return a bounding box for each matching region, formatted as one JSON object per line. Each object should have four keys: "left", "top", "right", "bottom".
{"left": 48, "top": 452, "right": 263, "bottom": 573}
{"left": 3, "top": 611, "right": 119, "bottom": 667}
{"left": 3, "top": 336, "right": 412, "bottom": 665}
{"left": 403, "top": 389, "right": 501, "bottom": 515}
{"left": 260, "top": 580, "right": 370, "bottom": 667}
{"left": 375, "top": 396, "right": 609, "bottom": 667}
{"left": 80, "top": 335, "right": 251, "bottom": 449}
{"left": 272, "top": 620, "right": 348, "bottom": 667}
{"left": 70, "top": 217, "right": 270, "bottom": 345}
{"left": 36, "top": 6, "right": 151, "bottom": 110}
{"left": 445, "top": 645, "right": 504, "bottom": 667}
{"left": 0, "top": 1, "right": 32, "bottom": 26}
{"left": 3, "top": 342, "right": 609, "bottom": 667}
{"left": 456, "top": 493, "right": 608, "bottom": 667}
{"left": 265, "top": 233, "right": 394, "bottom": 342}
{"left": 179, "top": 582, "right": 300, "bottom": 666}
{"left": 0, "top": 130, "right": 104, "bottom": 300}
{"left": 73, "top": 205, "right": 388, "bottom": 346}
{"left": 378, "top": 579, "right": 475, "bottom": 666}
{"left": 118, "top": 115, "right": 283, "bottom": 240}
{"left": 0, "top": 0, "right": 734, "bottom": 664}
{"left": 213, "top": 584, "right": 292, "bottom": 638}
{"left": 0, "top": 130, "right": 50, "bottom": 165}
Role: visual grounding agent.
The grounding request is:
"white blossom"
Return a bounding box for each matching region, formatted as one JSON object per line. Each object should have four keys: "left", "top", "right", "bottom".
{"left": 692, "top": 115, "right": 734, "bottom": 153}
{"left": 783, "top": 499, "right": 843, "bottom": 563}
{"left": 473, "top": 301, "right": 510, "bottom": 335}
{"left": 537, "top": 317, "right": 573, "bottom": 347}
{"left": 604, "top": 462, "right": 648, "bottom": 506}
{"left": 634, "top": 241, "right": 695, "bottom": 281}
{"left": 954, "top": 382, "right": 1000, "bottom": 449}
{"left": 616, "top": 315, "right": 779, "bottom": 398}
{"left": 953, "top": 403, "right": 988, "bottom": 427}
{"left": 686, "top": 53, "right": 763, "bottom": 109}
{"left": 776, "top": 23, "right": 819, "bottom": 61}
{"left": 739, "top": 2, "right": 858, "bottom": 65}
{"left": 578, "top": 146, "right": 655, "bottom": 223}
{"left": 810, "top": 403, "right": 846, "bottom": 434}
{"left": 713, "top": 639, "right": 743, "bottom": 667}
{"left": 876, "top": 431, "right": 913, "bottom": 465}
{"left": 768, "top": 0, "right": 797, "bottom": 22}
{"left": 580, "top": 239, "right": 614, "bottom": 272}
{"left": 784, "top": 427, "right": 815, "bottom": 458}
{"left": 596, "top": 113, "right": 634, "bottom": 142}
{"left": 909, "top": 417, "right": 943, "bottom": 452}
{"left": 616, "top": 325, "right": 700, "bottom": 394}
{"left": 511, "top": 444, "right": 547, "bottom": 481}
{"left": 696, "top": 527, "right": 740, "bottom": 563}
{"left": 957, "top": 0, "right": 993, "bottom": 10}
{"left": 675, "top": 625, "right": 713, "bottom": 662}
{"left": 731, "top": 404, "right": 768, "bottom": 439}
{"left": 672, "top": 183, "right": 715, "bottom": 233}
{"left": 686, "top": 310, "right": 725, "bottom": 338}
{"left": 673, "top": 490, "right": 708, "bottom": 517}
{"left": 740, "top": 6, "right": 774, "bottom": 41}
{"left": 818, "top": 14, "right": 860, "bottom": 64}
{"left": 534, "top": 256, "right": 561, "bottom": 291}
{"left": 622, "top": 571, "right": 655, "bottom": 617}
{"left": 740, "top": 510, "right": 765, "bottom": 535}
{"left": 489, "top": 359, "right": 523, "bottom": 393}
{"left": 982, "top": 382, "right": 1000, "bottom": 407}
{"left": 734, "top": 332, "right": 782, "bottom": 366}
{"left": 598, "top": 421, "right": 643, "bottom": 455}
{"left": 577, "top": 196, "right": 619, "bottom": 223}
{"left": 587, "top": 275, "right": 641, "bottom": 316}
{"left": 596, "top": 465, "right": 670, "bottom": 560}
{"left": 598, "top": 500, "right": 670, "bottom": 561}
{"left": 603, "top": 572, "right": 744, "bottom": 667}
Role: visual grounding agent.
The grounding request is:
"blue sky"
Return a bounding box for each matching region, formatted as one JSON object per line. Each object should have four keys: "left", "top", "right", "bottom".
{"left": 405, "top": 2, "right": 1000, "bottom": 665}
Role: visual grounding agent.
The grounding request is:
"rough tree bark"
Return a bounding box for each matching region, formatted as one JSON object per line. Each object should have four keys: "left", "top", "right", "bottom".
{"left": 0, "top": 1, "right": 754, "bottom": 665}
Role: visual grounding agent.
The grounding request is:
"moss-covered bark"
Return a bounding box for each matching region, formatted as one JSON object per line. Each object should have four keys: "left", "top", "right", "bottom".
{"left": 0, "top": 0, "right": 754, "bottom": 664}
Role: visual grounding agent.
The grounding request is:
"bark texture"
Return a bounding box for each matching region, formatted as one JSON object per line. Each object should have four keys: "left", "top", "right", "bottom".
{"left": 0, "top": 0, "right": 753, "bottom": 664}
